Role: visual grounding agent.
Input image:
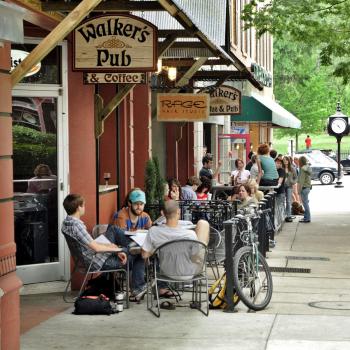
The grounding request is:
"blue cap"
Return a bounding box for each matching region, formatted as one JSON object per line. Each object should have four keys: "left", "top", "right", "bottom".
{"left": 129, "top": 189, "right": 146, "bottom": 204}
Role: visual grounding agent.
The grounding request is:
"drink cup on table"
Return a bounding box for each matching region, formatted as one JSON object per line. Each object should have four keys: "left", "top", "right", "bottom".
{"left": 103, "top": 172, "right": 111, "bottom": 188}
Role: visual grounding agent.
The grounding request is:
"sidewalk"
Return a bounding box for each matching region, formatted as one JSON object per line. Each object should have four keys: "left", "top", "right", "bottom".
{"left": 20, "top": 185, "right": 350, "bottom": 349}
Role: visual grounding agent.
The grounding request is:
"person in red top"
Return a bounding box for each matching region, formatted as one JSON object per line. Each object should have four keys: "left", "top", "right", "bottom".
{"left": 196, "top": 180, "right": 211, "bottom": 200}
{"left": 305, "top": 135, "right": 312, "bottom": 149}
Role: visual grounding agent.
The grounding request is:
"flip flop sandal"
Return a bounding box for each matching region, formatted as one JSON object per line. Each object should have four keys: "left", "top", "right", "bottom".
{"left": 158, "top": 290, "right": 176, "bottom": 299}
{"left": 160, "top": 301, "right": 176, "bottom": 310}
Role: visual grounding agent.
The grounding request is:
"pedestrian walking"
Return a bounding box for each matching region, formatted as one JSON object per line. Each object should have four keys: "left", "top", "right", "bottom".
{"left": 298, "top": 156, "right": 312, "bottom": 223}
{"left": 283, "top": 156, "right": 298, "bottom": 222}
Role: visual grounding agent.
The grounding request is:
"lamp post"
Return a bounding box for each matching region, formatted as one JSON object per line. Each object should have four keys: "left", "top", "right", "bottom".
{"left": 327, "top": 102, "right": 349, "bottom": 188}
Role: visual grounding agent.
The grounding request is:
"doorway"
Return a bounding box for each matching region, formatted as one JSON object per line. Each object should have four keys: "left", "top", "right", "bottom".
{"left": 12, "top": 89, "right": 69, "bottom": 284}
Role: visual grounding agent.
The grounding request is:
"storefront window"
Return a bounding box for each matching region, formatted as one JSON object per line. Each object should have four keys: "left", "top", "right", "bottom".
{"left": 11, "top": 44, "right": 61, "bottom": 84}
{"left": 13, "top": 97, "right": 58, "bottom": 265}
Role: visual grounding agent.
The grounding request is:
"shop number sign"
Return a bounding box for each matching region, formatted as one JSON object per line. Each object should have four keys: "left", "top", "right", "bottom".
{"left": 74, "top": 14, "right": 157, "bottom": 72}
{"left": 157, "top": 93, "right": 209, "bottom": 122}
{"left": 209, "top": 85, "right": 241, "bottom": 115}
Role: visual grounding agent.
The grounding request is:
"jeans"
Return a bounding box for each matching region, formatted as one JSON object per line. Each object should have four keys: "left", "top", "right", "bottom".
{"left": 105, "top": 225, "right": 145, "bottom": 290}
{"left": 101, "top": 255, "right": 123, "bottom": 270}
{"left": 285, "top": 186, "right": 292, "bottom": 217}
{"left": 300, "top": 188, "right": 311, "bottom": 221}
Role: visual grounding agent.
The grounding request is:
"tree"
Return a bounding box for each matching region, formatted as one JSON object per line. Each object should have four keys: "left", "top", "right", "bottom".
{"left": 242, "top": 0, "right": 350, "bottom": 82}
{"left": 273, "top": 35, "right": 349, "bottom": 136}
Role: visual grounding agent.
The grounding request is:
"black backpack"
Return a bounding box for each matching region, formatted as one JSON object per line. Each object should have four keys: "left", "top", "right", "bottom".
{"left": 73, "top": 294, "right": 114, "bottom": 315}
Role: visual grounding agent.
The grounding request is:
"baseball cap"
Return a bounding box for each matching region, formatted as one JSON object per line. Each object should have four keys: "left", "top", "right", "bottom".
{"left": 129, "top": 189, "right": 146, "bottom": 204}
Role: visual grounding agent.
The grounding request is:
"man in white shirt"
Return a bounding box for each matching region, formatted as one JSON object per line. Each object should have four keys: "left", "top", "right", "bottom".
{"left": 142, "top": 200, "right": 209, "bottom": 291}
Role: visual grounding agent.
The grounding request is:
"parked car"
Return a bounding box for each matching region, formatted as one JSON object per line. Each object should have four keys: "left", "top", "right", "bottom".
{"left": 295, "top": 150, "right": 342, "bottom": 185}
{"left": 340, "top": 158, "right": 350, "bottom": 174}
{"left": 320, "top": 149, "right": 337, "bottom": 161}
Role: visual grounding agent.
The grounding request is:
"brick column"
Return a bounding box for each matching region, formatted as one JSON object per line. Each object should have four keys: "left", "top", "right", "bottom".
{"left": 0, "top": 42, "right": 22, "bottom": 350}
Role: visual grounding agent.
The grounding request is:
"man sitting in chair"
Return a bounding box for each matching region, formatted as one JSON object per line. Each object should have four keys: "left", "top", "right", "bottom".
{"left": 61, "top": 194, "right": 127, "bottom": 271}
{"left": 142, "top": 200, "right": 209, "bottom": 288}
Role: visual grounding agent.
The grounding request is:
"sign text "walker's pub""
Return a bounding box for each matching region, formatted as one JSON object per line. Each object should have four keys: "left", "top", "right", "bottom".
{"left": 209, "top": 85, "right": 241, "bottom": 115}
{"left": 74, "top": 14, "right": 157, "bottom": 71}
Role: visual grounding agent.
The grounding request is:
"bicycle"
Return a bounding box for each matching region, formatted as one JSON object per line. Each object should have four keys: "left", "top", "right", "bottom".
{"left": 232, "top": 206, "right": 273, "bottom": 311}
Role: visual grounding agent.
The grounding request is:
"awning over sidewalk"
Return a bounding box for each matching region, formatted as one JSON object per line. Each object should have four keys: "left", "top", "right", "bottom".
{"left": 232, "top": 92, "right": 301, "bottom": 129}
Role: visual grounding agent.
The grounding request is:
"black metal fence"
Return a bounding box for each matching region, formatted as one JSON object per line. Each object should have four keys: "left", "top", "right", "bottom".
{"left": 146, "top": 200, "right": 238, "bottom": 231}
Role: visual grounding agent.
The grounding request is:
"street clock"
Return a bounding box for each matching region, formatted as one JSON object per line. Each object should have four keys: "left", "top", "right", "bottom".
{"left": 329, "top": 117, "right": 348, "bottom": 135}
{"left": 327, "top": 108, "right": 349, "bottom": 137}
{"left": 326, "top": 102, "right": 349, "bottom": 188}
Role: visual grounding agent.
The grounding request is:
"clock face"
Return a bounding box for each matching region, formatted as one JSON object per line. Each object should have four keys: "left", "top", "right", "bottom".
{"left": 331, "top": 118, "right": 347, "bottom": 134}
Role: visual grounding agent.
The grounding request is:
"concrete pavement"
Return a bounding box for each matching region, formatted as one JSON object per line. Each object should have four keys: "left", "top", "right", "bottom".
{"left": 20, "top": 176, "right": 350, "bottom": 349}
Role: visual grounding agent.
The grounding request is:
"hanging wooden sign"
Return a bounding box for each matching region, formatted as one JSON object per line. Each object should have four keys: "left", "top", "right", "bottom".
{"left": 209, "top": 85, "right": 241, "bottom": 115}
{"left": 157, "top": 93, "right": 209, "bottom": 122}
{"left": 74, "top": 14, "right": 157, "bottom": 72}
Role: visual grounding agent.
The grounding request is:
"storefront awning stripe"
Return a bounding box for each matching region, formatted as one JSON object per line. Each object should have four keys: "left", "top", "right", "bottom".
{"left": 231, "top": 93, "right": 301, "bottom": 129}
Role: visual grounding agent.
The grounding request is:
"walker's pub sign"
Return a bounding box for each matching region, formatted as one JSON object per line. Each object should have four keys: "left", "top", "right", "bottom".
{"left": 74, "top": 14, "right": 157, "bottom": 71}
{"left": 209, "top": 85, "right": 241, "bottom": 115}
{"left": 157, "top": 93, "right": 209, "bottom": 122}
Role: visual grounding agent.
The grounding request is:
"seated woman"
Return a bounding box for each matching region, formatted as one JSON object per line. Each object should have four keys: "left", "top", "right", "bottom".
{"left": 196, "top": 180, "right": 211, "bottom": 200}
{"left": 231, "top": 158, "right": 250, "bottom": 186}
{"left": 237, "top": 184, "right": 256, "bottom": 209}
{"left": 248, "top": 179, "right": 264, "bottom": 204}
{"left": 166, "top": 178, "right": 181, "bottom": 201}
{"left": 227, "top": 185, "right": 240, "bottom": 202}
{"left": 27, "top": 164, "right": 57, "bottom": 193}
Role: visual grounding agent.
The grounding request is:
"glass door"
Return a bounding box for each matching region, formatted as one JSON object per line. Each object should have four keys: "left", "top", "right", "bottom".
{"left": 12, "top": 91, "right": 68, "bottom": 284}
{"left": 218, "top": 134, "right": 251, "bottom": 185}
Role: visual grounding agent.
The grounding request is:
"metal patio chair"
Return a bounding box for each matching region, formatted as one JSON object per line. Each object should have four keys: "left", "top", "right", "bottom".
{"left": 146, "top": 239, "right": 209, "bottom": 317}
{"left": 62, "top": 231, "right": 129, "bottom": 308}
{"left": 207, "top": 226, "right": 224, "bottom": 280}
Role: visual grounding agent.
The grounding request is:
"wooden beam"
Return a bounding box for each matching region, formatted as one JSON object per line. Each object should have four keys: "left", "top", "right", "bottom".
{"left": 11, "top": 0, "right": 103, "bottom": 86}
{"left": 98, "top": 34, "right": 177, "bottom": 124}
{"left": 190, "top": 70, "right": 250, "bottom": 80}
{"left": 162, "top": 58, "right": 231, "bottom": 68}
{"left": 42, "top": 0, "right": 164, "bottom": 12}
{"left": 158, "top": 30, "right": 194, "bottom": 38}
{"left": 172, "top": 57, "right": 208, "bottom": 91}
{"left": 100, "top": 84, "right": 134, "bottom": 122}
{"left": 9, "top": 0, "right": 65, "bottom": 25}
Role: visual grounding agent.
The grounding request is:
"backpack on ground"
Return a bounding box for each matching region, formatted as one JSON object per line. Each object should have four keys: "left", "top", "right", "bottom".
{"left": 73, "top": 294, "right": 114, "bottom": 315}
{"left": 208, "top": 273, "right": 239, "bottom": 309}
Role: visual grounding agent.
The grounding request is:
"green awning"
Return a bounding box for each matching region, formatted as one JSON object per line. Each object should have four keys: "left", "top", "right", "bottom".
{"left": 232, "top": 92, "right": 301, "bottom": 128}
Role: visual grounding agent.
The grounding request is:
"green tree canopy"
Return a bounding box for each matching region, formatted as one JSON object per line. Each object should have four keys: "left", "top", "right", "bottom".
{"left": 242, "top": 0, "right": 350, "bottom": 82}
{"left": 273, "top": 36, "right": 350, "bottom": 136}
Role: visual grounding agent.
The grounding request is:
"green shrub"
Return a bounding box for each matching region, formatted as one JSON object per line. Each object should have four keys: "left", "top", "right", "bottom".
{"left": 12, "top": 125, "right": 57, "bottom": 179}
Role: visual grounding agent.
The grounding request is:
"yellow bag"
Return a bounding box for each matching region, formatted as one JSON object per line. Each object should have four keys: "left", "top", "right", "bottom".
{"left": 208, "top": 273, "right": 239, "bottom": 309}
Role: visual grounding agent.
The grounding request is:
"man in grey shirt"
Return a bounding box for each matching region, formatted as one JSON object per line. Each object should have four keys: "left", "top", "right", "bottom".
{"left": 142, "top": 200, "right": 209, "bottom": 284}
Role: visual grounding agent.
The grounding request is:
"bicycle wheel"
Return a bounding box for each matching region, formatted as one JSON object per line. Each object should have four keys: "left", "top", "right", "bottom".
{"left": 233, "top": 246, "right": 273, "bottom": 311}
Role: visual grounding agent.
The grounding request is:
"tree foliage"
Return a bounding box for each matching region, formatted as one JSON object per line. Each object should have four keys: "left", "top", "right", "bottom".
{"left": 273, "top": 36, "right": 350, "bottom": 136}
{"left": 242, "top": 0, "right": 350, "bottom": 83}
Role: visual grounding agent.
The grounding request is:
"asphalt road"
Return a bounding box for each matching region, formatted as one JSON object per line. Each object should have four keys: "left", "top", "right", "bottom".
{"left": 310, "top": 173, "right": 350, "bottom": 213}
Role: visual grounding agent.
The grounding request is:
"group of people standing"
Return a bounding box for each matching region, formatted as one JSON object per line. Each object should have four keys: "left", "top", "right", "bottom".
{"left": 232, "top": 144, "right": 312, "bottom": 223}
